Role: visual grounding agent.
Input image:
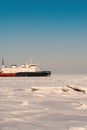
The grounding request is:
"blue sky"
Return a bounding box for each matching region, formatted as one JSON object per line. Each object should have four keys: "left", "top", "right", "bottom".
{"left": 0, "top": 0, "right": 87, "bottom": 73}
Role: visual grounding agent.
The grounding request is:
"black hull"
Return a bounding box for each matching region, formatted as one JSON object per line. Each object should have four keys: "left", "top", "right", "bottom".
{"left": 16, "top": 71, "right": 51, "bottom": 77}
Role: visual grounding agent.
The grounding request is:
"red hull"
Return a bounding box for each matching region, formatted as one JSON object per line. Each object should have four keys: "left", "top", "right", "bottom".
{"left": 0, "top": 73, "right": 16, "bottom": 77}
{"left": 0, "top": 71, "right": 51, "bottom": 77}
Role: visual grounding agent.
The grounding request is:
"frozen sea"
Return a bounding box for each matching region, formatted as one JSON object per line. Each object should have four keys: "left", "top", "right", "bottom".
{"left": 0, "top": 74, "right": 87, "bottom": 130}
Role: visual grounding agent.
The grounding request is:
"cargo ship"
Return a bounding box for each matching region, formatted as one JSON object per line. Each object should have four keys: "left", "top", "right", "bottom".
{"left": 0, "top": 59, "right": 51, "bottom": 77}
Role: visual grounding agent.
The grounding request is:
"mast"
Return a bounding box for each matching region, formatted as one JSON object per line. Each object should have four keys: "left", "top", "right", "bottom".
{"left": 2, "top": 58, "right": 5, "bottom": 68}
{"left": 2, "top": 58, "right": 4, "bottom": 66}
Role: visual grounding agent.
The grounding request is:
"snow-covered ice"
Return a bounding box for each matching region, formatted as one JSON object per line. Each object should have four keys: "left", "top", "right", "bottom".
{"left": 0, "top": 74, "right": 87, "bottom": 130}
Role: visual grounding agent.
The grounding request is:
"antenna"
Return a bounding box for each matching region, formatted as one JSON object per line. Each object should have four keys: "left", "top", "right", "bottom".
{"left": 30, "top": 59, "right": 32, "bottom": 64}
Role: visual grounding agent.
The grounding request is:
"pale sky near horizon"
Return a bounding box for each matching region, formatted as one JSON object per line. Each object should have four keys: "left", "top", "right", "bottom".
{"left": 0, "top": 0, "right": 87, "bottom": 74}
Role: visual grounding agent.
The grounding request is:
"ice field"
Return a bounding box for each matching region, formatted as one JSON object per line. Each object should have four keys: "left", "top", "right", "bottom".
{"left": 0, "top": 74, "right": 87, "bottom": 130}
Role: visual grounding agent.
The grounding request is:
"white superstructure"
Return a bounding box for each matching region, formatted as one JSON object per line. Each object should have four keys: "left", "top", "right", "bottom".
{"left": 1, "top": 64, "right": 40, "bottom": 73}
